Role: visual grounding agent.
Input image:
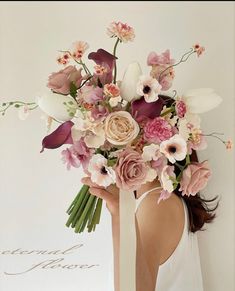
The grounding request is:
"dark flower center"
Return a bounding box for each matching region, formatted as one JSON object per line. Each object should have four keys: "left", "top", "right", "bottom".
{"left": 100, "top": 166, "right": 108, "bottom": 175}
{"left": 143, "top": 85, "right": 151, "bottom": 94}
{"left": 169, "top": 146, "right": 177, "bottom": 153}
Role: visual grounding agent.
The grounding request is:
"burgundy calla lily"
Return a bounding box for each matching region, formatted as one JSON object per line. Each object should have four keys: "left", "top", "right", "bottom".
{"left": 131, "top": 96, "right": 166, "bottom": 122}
{"left": 40, "top": 121, "right": 74, "bottom": 153}
{"left": 88, "top": 49, "right": 117, "bottom": 85}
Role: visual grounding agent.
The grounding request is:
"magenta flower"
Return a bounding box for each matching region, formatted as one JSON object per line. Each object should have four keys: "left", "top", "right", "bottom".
{"left": 131, "top": 96, "right": 165, "bottom": 123}
{"left": 175, "top": 100, "right": 187, "bottom": 118}
{"left": 144, "top": 117, "right": 173, "bottom": 144}
{"left": 40, "top": 121, "right": 74, "bottom": 152}
{"left": 88, "top": 49, "right": 117, "bottom": 85}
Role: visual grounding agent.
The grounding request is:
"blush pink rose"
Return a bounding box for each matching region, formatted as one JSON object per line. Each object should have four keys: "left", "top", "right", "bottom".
{"left": 47, "top": 65, "right": 83, "bottom": 95}
{"left": 179, "top": 161, "right": 211, "bottom": 196}
{"left": 144, "top": 117, "right": 173, "bottom": 144}
{"left": 115, "top": 148, "right": 147, "bottom": 191}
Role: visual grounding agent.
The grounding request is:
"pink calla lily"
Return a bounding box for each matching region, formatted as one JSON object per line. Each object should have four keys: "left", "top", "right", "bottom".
{"left": 40, "top": 121, "right": 74, "bottom": 152}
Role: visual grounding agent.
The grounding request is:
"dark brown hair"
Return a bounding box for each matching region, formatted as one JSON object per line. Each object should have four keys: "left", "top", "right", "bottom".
{"left": 160, "top": 94, "right": 220, "bottom": 233}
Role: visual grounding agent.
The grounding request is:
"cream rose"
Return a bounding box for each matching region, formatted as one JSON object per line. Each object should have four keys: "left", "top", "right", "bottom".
{"left": 105, "top": 111, "right": 139, "bottom": 145}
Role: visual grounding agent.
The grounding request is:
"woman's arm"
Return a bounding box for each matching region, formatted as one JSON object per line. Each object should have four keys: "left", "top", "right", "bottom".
{"left": 82, "top": 177, "right": 161, "bottom": 291}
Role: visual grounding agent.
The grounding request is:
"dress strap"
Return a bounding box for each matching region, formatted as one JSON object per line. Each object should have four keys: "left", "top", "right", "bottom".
{"left": 135, "top": 186, "right": 162, "bottom": 213}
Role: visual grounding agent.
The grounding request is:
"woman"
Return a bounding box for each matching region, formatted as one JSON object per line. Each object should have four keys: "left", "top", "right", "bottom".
{"left": 82, "top": 148, "right": 219, "bottom": 291}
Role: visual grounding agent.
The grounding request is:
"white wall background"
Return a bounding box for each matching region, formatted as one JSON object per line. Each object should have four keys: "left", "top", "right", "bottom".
{"left": 0, "top": 2, "right": 234, "bottom": 291}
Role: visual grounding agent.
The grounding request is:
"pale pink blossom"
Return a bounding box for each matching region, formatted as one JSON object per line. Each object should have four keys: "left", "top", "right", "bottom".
{"left": 151, "top": 155, "right": 168, "bottom": 177}
{"left": 104, "top": 83, "right": 120, "bottom": 97}
{"left": 147, "top": 50, "right": 174, "bottom": 66}
{"left": 179, "top": 161, "right": 211, "bottom": 196}
{"left": 61, "top": 139, "right": 93, "bottom": 171}
{"left": 193, "top": 43, "right": 205, "bottom": 57}
{"left": 160, "top": 134, "right": 187, "bottom": 163}
{"left": 57, "top": 53, "right": 70, "bottom": 65}
{"left": 107, "top": 21, "right": 135, "bottom": 42}
{"left": 157, "top": 190, "right": 172, "bottom": 204}
{"left": 160, "top": 165, "right": 176, "bottom": 194}
{"left": 136, "top": 75, "right": 162, "bottom": 103}
{"left": 88, "top": 154, "right": 116, "bottom": 187}
{"left": 70, "top": 41, "right": 89, "bottom": 60}
{"left": 225, "top": 140, "right": 233, "bottom": 150}
{"left": 94, "top": 64, "right": 108, "bottom": 76}
{"left": 144, "top": 117, "right": 173, "bottom": 144}
{"left": 188, "top": 129, "right": 207, "bottom": 154}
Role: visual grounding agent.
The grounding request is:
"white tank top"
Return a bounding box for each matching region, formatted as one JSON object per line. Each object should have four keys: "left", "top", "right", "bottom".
{"left": 135, "top": 187, "right": 204, "bottom": 291}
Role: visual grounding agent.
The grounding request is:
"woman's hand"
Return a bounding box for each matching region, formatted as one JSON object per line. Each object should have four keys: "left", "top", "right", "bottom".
{"left": 81, "top": 177, "right": 120, "bottom": 217}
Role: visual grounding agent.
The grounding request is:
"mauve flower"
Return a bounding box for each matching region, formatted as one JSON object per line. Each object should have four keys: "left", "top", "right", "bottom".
{"left": 107, "top": 21, "right": 135, "bottom": 42}
{"left": 88, "top": 154, "right": 116, "bottom": 187}
{"left": 147, "top": 50, "right": 174, "bottom": 66}
{"left": 78, "top": 85, "right": 104, "bottom": 104}
{"left": 160, "top": 134, "right": 187, "bottom": 163}
{"left": 144, "top": 117, "right": 173, "bottom": 144}
{"left": 147, "top": 50, "right": 175, "bottom": 91}
{"left": 136, "top": 75, "right": 162, "bottom": 103}
{"left": 179, "top": 161, "right": 211, "bottom": 196}
{"left": 88, "top": 49, "right": 117, "bottom": 85}
{"left": 151, "top": 155, "right": 168, "bottom": 177}
{"left": 47, "top": 66, "right": 83, "bottom": 95}
{"left": 115, "top": 148, "right": 147, "bottom": 191}
{"left": 61, "top": 148, "right": 80, "bottom": 170}
{"left": 131, "top": 96, "right": 165, "bottom": 123}
{"left": 91, "top": 105, "right": 108, "bottom": 120}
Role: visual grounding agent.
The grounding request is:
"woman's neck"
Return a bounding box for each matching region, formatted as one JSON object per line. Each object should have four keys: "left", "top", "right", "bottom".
{"left": 136, "top": 179, "right": 162, "bottom": 199}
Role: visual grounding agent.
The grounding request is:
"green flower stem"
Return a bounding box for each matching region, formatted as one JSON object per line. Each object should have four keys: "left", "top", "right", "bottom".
{"left": 79, "top": 195, "right": 96, "bottom": 233}
{"left": 87, "top": 196, "right": 98, "bottom": 227}
{"left": 91, "top": 198, "right": 103, "bottom": 232}
{"left": 66, "top": 185, "right": 89, "bottom": 227}
{"left": 160, "top": 107, "right": 175, "bottom": 117}
{"left": 74, "top": 193, "right": 97, "bottom": 233}
{"left": 113, "top": 38, "right": 120, "bottom": 84}
{"left": 71, "top": 191, "right": 90, "bottom": 228}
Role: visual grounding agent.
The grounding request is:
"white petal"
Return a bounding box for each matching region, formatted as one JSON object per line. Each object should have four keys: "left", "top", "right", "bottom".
{"left": 36, "top": 91, "right": 78, "bottom": 121}
{"left": 84, "top": 133, "right": 105, "bottom": 148}
{"left": 183, "top": 88, "right": 222, "bottom": 114}
{"left": 120, "top": 62, "right": 142, "bottom": 102}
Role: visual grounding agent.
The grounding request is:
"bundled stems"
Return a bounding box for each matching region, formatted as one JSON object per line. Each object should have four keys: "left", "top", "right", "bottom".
{"left": 66, "top": 184, "right": 103, "bottom": 233}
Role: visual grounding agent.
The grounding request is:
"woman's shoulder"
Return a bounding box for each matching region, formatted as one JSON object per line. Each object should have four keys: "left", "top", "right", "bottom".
{"left": 136, "top": 190, "right": 185, "bottom": 266}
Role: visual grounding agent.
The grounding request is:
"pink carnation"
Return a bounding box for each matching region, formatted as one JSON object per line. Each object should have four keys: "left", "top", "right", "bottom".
{"left": 176, "top": 100, "right": 187, "bottom": 118}
{"left": 179, "top": 161, "right": 211, "bottom": 196}
{"left": 107, "top": 21, "right": 135, "bottom": 43}
{"left": 144, "top": 117, "right": 173, "bottom": 144}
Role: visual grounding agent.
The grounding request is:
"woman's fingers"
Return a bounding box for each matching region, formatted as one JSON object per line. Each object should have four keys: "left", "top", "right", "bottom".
{"left": 81, "top": 177, "right": 104, "bottom": 189}
{"left": 89, "top": 187, "right": 113, "bottom": 204}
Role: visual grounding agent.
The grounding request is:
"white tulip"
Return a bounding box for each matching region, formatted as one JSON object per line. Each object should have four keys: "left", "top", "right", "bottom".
{"left": 36, "top": 91, "right": 78, "bottom": 121}
{"left": 183, "top": 88, "right": 222, "bottom": 114}
{"left": 120, "top": 62, "right": 142, "bottom": 102}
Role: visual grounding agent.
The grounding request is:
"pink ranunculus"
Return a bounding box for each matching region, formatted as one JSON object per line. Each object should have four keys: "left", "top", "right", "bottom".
{"left": 47, "top": 66, "right": 83, "bottom": 95}
{"left": 144, "top": 117, "right": 173, "bottom": 144}
{"left": 115, "top": 148, "right": 147, "bottom": 191}
{"left": 176, "top": 100, "right": 187, "bottom": 118}
{"left": 179, "top": 161, "right": 211, "bottom": 196}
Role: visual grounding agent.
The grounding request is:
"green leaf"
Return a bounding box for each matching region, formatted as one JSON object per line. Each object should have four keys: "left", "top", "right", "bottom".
{"left": 70, "top": 82, "right": 77, "bottom": 98}
{"left": 107, "top": 158, "right": 117, "bottom": 167}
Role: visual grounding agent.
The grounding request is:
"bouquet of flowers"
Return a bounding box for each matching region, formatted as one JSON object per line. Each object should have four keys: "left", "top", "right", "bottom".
{"left": 1, "top": 21, "right": 232, "bottom": 234}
